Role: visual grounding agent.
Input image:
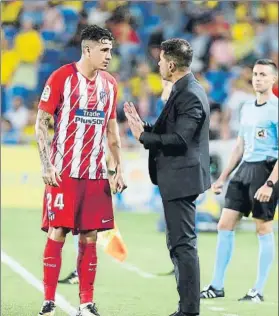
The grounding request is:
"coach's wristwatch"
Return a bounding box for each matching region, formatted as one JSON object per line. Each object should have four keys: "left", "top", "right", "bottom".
{"left": 266, "top": 180, "right": 274, "bottom": 188}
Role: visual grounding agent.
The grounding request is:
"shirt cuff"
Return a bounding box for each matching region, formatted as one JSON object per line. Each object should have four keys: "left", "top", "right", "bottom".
{"left": 139, "top": 132, "right": 145, "bottom": 144}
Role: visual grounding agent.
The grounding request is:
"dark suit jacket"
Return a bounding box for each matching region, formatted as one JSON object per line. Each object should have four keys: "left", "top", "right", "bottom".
{"left": 139, "top": 73, "right": 211, "bottom": 200}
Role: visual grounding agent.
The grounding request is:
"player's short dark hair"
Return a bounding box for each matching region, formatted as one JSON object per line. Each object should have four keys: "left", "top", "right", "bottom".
{"left": 81, "top": 25, "right": 114, "bottom": 43}
{"left": 254, "top": 59, "right": 278, "bottom": 73}
{"left": 161, "top": 38, "right": 193, "bottom": 69}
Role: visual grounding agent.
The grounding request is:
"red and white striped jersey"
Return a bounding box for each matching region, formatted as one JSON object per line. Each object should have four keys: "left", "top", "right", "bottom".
{"left": 38, "top": 63, "right": 117, "bottom": 179}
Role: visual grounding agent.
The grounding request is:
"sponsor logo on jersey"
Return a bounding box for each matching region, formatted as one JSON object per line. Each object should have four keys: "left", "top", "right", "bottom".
{"left": 256, "top": 128, "right": 267, "bottom": 139}
{"left": 41, "top": 85, "right": 51, "bottom": 102}
{"left": 74, "top": 109, "right": 105, "bottom": 125}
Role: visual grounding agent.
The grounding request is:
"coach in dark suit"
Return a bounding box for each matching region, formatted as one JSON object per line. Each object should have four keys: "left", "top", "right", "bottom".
{"left": 124, "top": 39, "right": 210, "bottom": 316}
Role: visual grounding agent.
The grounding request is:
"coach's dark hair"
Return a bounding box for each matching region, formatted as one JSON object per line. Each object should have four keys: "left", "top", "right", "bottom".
{"left": 254, "top": 59, "right": 278, "bottom": 73}
{"left": 81, "top": 25, "right": 114, "bottom": 44}
{"left": 161, "top": 38, "right": 193, "bottom": 69}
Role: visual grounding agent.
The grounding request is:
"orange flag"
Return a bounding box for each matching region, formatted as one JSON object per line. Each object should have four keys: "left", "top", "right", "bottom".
{"left": 97, "top": 223, "right": 128, "bottom": 262}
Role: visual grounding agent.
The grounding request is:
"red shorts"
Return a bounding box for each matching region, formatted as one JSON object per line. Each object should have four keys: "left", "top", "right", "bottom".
{"left": 42, "top": 176, "right": 114, "bottom": 234}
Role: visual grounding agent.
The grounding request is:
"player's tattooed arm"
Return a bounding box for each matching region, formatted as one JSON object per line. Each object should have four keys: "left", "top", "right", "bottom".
{"left": 35, "top": 110, "right": 52, "bottom": 169}
{"left": 35, "top": 109, "right": 61, "bottom": 186}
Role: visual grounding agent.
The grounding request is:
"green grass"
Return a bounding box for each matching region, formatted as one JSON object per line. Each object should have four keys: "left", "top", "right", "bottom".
{"left": 1, "top": 208, "right": 278, "bottom": 316}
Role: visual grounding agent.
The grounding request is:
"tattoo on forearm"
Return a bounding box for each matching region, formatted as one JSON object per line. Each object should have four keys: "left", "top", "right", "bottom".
{"left": 35, "top": 110, "right": 52, "bottom": 171}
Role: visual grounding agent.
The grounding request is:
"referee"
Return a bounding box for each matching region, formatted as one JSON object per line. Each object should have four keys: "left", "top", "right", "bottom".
{"left": 201, "top": 59, "right": 278, "bottom": 302}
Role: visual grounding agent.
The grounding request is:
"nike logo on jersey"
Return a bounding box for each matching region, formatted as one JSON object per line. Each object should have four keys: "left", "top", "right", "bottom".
{"left": 102, "top": 218, "right": 113, "bottom": 224}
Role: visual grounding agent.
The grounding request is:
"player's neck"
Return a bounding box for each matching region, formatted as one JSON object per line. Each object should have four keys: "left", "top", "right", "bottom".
{"left": 256, "top": 90, "right": 274, "bottom": 104}
{"left": 76, "top": 60, "right": 98, "bottom": 81}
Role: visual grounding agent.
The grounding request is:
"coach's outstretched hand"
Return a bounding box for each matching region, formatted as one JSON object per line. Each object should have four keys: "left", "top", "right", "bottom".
{"left": 211, "top": 178, "right": 225, "bottom": 195}
{"left": 124, "top": 101, "right": 144, "bottom": 140}
{"left": 43, "top": 164, "right": 62, "bottom": 187}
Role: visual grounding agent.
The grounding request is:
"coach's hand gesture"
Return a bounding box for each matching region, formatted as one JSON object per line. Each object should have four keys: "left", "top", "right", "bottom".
{"left": 42, "top": 164, "right": 61, "bottom": 187}
{"left": 254, "top": 184, "right": 273, "bottom": 202}
{"left": 124, "top": 102, "right": 143, "bottom": 125}
{"left": 211, "top": 178, "right": 225, "bottom": 195}
{"left": 124, "top": 102, "right": 144, "bottom": 140}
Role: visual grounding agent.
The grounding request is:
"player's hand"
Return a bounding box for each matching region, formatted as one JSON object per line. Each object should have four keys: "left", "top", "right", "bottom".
{"left": 254, "top": 184, "right": 273, "bottom": 202}
{"left": 42, "top": 165, "right": 62, "bottom": 187}
{"left": 211, "top": 179, "right": 225, "bottom": 195}
{"left": 109, "top": 171, "right": 127, "bottom": 194}
{"left": 114, "top": 172, "right": 127, "bottom": 194}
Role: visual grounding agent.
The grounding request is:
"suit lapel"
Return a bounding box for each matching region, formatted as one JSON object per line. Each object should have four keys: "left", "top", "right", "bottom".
{"left": 152, "top": 73, "right": 194, "bottom": 132}
{"left": 152, "top": 90, "right": 178, "bottom": 131}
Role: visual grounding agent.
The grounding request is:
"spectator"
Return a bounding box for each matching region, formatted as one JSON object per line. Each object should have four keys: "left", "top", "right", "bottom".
{"left": 190, "top": 21, "right": 212, "bottom": 72}
{"left": 221, "top": 66, "right": 255, "bottom": 140}
{"left": 153, "top": 0, "right": 183, "bottom": 39}
{"left": 14, "top": 19, "right": 43, "bottom": 63}
{"left": 107, "top": 5, "right": 141, "bottom": 79}
{"left": 210, "top": 33, "right": 235, "bottom": 68}
{"left": 1, "top": 0, "right": 23, "bottom": 26}
{"left": 87, "top": 0, "right": 112, "bottom": 28}
{"left": 1, "top": 118, "right": 20, "bottom": 145}
{"left": 41, "top": 1, "right": 65, "bottom": 33}
{"left": 1, "top": 31, "right": 20, "bottom": 87}
{"left": 4, "top": 96, "right": 29, "bottom": 131}
{"left": 129, "top": 62, "right": 162, "bottom": 119}
{"left": 147, "top": 31, "right": 164, "bottom": 73}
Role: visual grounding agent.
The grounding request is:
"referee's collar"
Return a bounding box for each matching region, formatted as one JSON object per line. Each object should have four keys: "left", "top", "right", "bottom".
{"left": 255, "top": 100, "right": 267, "bottom": 107}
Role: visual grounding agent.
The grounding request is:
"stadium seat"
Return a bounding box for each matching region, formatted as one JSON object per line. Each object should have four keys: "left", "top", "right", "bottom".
{"left": 3, "top": 25, "right": 18, "bottom": 45}
{"left": 83, "top": 1, "right": 97, "bottom": 10}
{"left": 59, "top": 7, "right": 79, "bottom": 24}
{"left": 40, "top": 49, "right": 60, "bottom": 65}
{"left": 59, "top": 46, "right": 80, "bottom": 64}
{"left": 37, "top": 63, "right": 59, "bottom": 94}
{"left": 58, "top": 7, "right": 79, "bottom": 42}
{"left": 41, "top": 30, "right": 56, "bottom": 42}
{"left": 10, "top": 86, "right": 30, "bottom": 100}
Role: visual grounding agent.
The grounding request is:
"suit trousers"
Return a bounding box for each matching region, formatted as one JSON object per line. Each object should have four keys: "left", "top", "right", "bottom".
{"left": 162, "top": 195, "right": 200, "bottom": 315}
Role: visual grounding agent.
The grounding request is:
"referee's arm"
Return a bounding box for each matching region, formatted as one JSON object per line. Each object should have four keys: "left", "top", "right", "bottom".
{"left": 218, "top": 136, "right": 245, "bottom": 182}
{"left": 266, "top": 161, "right": 278, "bottom": 185}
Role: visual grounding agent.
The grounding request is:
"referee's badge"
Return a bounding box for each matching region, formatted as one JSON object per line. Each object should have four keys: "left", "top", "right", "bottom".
{"left": 256, "top": 128, "right": 267, "bottom": 139}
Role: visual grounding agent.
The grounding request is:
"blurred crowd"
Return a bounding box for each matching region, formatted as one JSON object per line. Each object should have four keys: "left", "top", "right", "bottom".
{"left": 1, "top": 0, "right": 278, "bottom": 146}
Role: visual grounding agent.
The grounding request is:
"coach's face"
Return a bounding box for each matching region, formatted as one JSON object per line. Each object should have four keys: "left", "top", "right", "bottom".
{"left": 252, "top": 64, "right": 277, "bottom": 93}
{"left": 85, "top": 39, "right": 113, "bottom": 70}
{"left": 158, "top": 51, "right": 173, "bottom": 81}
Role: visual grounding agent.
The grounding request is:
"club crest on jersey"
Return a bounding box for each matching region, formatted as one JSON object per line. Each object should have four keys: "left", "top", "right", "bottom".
{"left": 48, "top": 211, "right": 55, "bottom": 221}
{"left": 256, "top": 128, "right": 267, "bottom": 139}
{"left": 75, "top": 109, "right": 105, "bottom": 125}
{"left": 99, "top": 90, "right": 107, "bottom": 105}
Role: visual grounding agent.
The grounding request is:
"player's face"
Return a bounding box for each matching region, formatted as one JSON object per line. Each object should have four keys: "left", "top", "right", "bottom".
{"left": 158, "top": 51, "right": 172, "bottom": 81}
{"left": 86, "top": 39, "right": 113, "bottom": 70}
{"left": 252, "top": 64, "right": 277, "bottom": 93}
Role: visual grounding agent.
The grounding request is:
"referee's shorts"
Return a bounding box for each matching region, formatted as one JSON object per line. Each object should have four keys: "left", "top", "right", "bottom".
{"left": 224, "top": 160, "right": 278, "bottom": 221}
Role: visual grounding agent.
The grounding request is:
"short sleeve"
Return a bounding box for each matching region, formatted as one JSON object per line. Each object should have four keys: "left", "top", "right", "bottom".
{"left": 272, "top": 118, "right": 278, "bottom": 143}
{"left": 38, "top": 69, "right": 63, "bottom": 115}
{"left": 238, "top": 124, "right": 244, "bottom": 137}
{"left": 109, "top": 80, "right": 118, "bottom": 120}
